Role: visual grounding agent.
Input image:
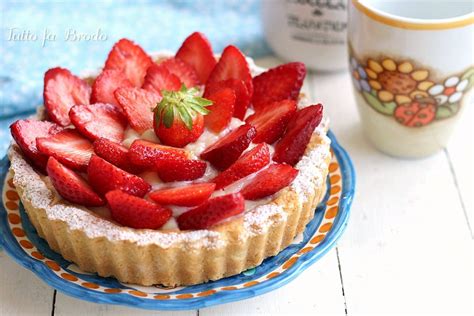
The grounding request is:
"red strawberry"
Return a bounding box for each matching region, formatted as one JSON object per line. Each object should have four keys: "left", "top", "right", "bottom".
{"left": 154, "top": 112, "right": 204, "bottom": 148}
{"left": 10, "top": 119, "right": 63, "bottom": 170}
{"left": 204, "top": 88, "right": 236, "bottom": 133}
{"left": 156, "top": 156, "right": 207, "bottom": 182}
{"left": 128, "top": 139, "right": 188, "bottom": 169}
{"left": 142, "top": 64, "right": 181, "bottom": 94}
{"left": 175, "top": 32, "right": 217, "bottom": 84}
{"left": 240, "top": 163, "right": 298, "bottom": 200}
{"left": 212, "top": 143, "right": 270, "bottom": 189}
{"left": 87, "top": 155, "right": 151, "bottom": 197}
{"left": 160, "top": 58, "right": 199, "bottom": 88}
{"left": 105, "top": 190, "right": 172, "bottom": 229}
{"left": 43, "top": 67, "right": 91, "bottom": 126}
{"left": 207, "top": 45, "right": 253, "bottom": 97}
{"left": 36, "top": 129, "right": 93, "bottom": 171}
{"left": 149, "top": 183, "right": 216, "bottom": 207}
{"left": 177, "top": 193, "right": 245, "bottom": 230}
{"left": 252, "top": 62, "right": 306, "bottom": 111}
{"left": 90, "top": 69, "right": 133, "bottom": 106}
{"left": 103, "top": 38, "right": 153, "bottom": 87}
{"left": 93, "top": 138, "right": 140, "bottom": 173}
{"left": 273, "top": 104, "right": 323, "bottom": 166}
{"left": 200, "top": 123, "right": 256, "bottom": 171}
{"left": 69, "top": 103, "right": 128, "bottom": 143}
{"left": 46, "top": 157, "right": 104, "bottom": 206}
{"left": 204, "top": 79, "right": 250, "bottom": 120}
{"left": 114, "top": 87, "right": 161, "bottom": 133}
{"left": 245, "top": 99, "right": 297, "bottom": 144}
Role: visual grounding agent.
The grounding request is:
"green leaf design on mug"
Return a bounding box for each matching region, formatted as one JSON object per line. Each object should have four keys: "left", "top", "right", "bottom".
{"left": 436, "top": 103, "right": 460, "bottom": 120}
{"left": 461, "top": 67, "right": 474, "bottom": 90}
{"left": 363, "top": 91, "right": 396, "bottom": 115}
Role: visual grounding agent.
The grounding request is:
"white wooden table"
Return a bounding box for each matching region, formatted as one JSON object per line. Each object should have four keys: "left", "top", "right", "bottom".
{"left": 1, "top": 56, "right": 472, "bottom": 316}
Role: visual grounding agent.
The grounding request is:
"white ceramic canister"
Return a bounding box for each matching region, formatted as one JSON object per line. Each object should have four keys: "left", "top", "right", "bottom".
{"left": 262, "top": 0, "right": 348, "bottom": 71}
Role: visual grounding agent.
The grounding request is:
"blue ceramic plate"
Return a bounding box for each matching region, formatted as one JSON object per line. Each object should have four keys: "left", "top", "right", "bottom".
{"left": 0, "top": 131, "right": 355, "bottom": 310}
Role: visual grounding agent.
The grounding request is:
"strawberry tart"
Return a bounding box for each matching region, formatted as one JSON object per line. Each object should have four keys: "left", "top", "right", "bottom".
{"left": 8, "top": 32, "right": 331, "bottom": 286}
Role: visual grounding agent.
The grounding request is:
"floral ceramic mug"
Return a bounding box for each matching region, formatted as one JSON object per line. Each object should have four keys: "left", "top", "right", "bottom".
{"left": 348, "top": 0, "right": 474, "bottom": 158}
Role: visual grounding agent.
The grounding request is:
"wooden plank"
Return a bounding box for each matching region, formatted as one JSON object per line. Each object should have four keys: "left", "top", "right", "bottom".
{"left": 54, "top": 291, "right": 196, "bottom": 316}
{"left": 446, "top": 99, "right": 473, "bottom": 237}
{"left": 201, "top": 249, "right": 346, "bottom": 316}
{"left": 317, "top": 71, "right": 473, "bottom": 315}
{"left": 0, "top": 254, "right": 54, "bottom": 315}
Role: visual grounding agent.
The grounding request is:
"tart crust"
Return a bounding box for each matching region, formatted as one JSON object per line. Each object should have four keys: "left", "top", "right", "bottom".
{"left": 7, "top": 56, "right": 331, "bottom": 286}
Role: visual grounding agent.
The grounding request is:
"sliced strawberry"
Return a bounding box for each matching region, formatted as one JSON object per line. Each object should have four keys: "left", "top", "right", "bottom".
{"left": 46, "top": 157, "right": 104, "bottom": 206}
{"left": 175, "top": 32, "right": 217, "bottom": 84}
{"left": 212, "top": 143, "right": 270, "bottom": 189}
{"left": 90, "top": 69, "right": 133, "bottom": 106}
{"left": 114, "top": 87, "right": 161, "bottom": 133}
{"left": 87, "top": 155, "right": 151, "bottom": 197}
{"left": 207, "top": 45, "right": 253, "bottom": 97}
{"left": 43, "top": 67, "right": 91, "bottom": 126}
{"left": 93, "top": 138, "right": 140, "bottom": 173}
{"left": 69, "top": 103, "right": 127, "bottom": 143}
{"left": 154, "top": 112, "right": 204, "bottom": 148}
{"left": 105, "top": 190, "right": 172, "bottom": 229}
{"left": 204, "top": 79, "right": 250, "bottom": 120}
{"left": 240, "top": 163, "right": 298, "bottom": 200}
{"left": 204, "top": 88, "right": 235, "bottom": 133}
{"left": 156, "top": 157, "right": 207, "bottom": 182}
{"left": 149, "top": 183, "right": 216, "bottom": 207}
{"left": 177, "top": 193, "right": 245, "bottom": 230}
{"left": 10, "top": 119, "right": 63, "bottom": 170}
{"left": 252, "top": 62, "right": 306, "bottom": 111}
{"left": 245, "top": 99, "right": 297, "bottom": 144}
{"left": 160, "top": 57, "right": 199, "bottom": 88}
{"left": 128, "top": 139, "right": 188, "bottom": 169}
{"left": 273, "top": 104, "right": 323, "bottom": 166}
{"left": 200, "top": 123, "right": 256, "bottom": 171}
{"left": 142, "top": 64, "right": 181, "bottom": 94}
{"left": 36, "top": 129, "right": 93, "bottom": 171}
{"left": 103, "top": 38, "right": 153, "bottom": 87}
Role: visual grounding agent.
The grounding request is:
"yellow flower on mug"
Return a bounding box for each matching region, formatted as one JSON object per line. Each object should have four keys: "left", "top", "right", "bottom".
{"left": 364, "top": 58, "right": 433, "bottom": 105}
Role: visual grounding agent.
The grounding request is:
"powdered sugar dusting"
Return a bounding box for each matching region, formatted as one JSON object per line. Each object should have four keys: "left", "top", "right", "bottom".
{"left": 244, "top": 204, "right": 287, "bottom": 236}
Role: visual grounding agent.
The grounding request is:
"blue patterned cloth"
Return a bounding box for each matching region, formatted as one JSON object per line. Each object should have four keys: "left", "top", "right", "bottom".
{"left": 0, "top": 0, "right": 271, "bottom": 154}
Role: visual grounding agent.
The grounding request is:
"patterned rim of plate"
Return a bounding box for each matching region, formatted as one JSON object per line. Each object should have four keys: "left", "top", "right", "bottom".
{"left": 0, "top": 130, "right": 355, "bottom": 311}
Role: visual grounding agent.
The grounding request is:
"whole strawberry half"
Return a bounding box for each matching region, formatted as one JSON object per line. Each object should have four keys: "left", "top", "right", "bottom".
{"left": 69, "top": 103, "right": 128, "bottom": 143}
{"left": 177, "top": 193, "right": 245, "bottom": 230}
{"left": 91, "top": 69, "right": 133, "bottom": 107}
{"left": 93, "top": 138, "right": 141, "bottom": 174}
{"left": 114, "top": 87, "right": 162, "bottom": 134}
{"left": 240, "top": 163, "right": 298, "bottom": 200}
{"left": 156, "top": 156, "right": 207, "bottom": 182}
{"left": 43, "top": 67, "right": 91, "bottom": 127}
{"left": 36, "top": 129, "right": 93, "bottom": 171}
{"left": 10, "top": 119, "right": 63, "bottom": 171}
{"left": 160, "top": 57, "right": 199, "bottom": 88}
{"left": 252, "top": 62, "right": 306, "bottom": 112}
{"left": 103, "top": 38, "right": 153, "bottom": 87}
{"left": 273, "top": 104, "right": 323, "bottom": 166}
{"left": 204, "top": 79, "right": 250, "bottom": 120}
{"left": 87, "top": 155, "right": 151, "bottom": 197}
{"left": 128, "top": 139, "right": 188, "bottom": 169}
{"left": 245, "top": 99, "right": 297, "bottom": 144}
{"left": 106, "top": 190, "right": 172, "bottom": 230}
{"left": 204, "top": 88, "right": 236, "bottom": 133}
{"left": 46, "top": 157, "right": 104, "bottom": 206}
{"left": 176, "top": 32, "right": 217, "bottom": 84}
{"left": 213, "top": 143, "right": 270, "bottom": 189}
{"left": 142, "top": 64, "right": 181, "bottom": 94}
{"left": 149, "top": 183, "right": 216, "bottom": 207}
{"left": 153, "top": 86, "right": 211, "bottom": 147}
{"left": 200, "top": 123, "right": 256, "bottom": 171}
{"left": 207, "top": 45, "right": 253, "bottom": 97}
